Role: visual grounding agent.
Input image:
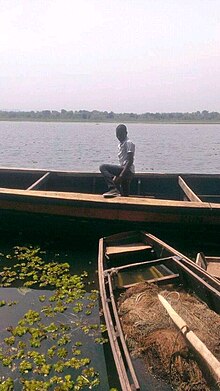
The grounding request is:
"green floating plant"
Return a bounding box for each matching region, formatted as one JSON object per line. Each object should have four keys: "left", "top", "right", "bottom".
{"left": 94, "top": 337, "right": 108, "bottom": 345}
{"left": 20, "top": 379, "right": 50, "bottom": 391}
{"left": 57, "top": 347, "right": 68, "bottom": 359}
{"left": 18, "top": 341, "right": 26, "bottom": 349}
{"left": 30, "top": 338, "right": 41, "bottom": 348}
{"left": 47, "top": 345, "right": 57, "bottom": 359}
{"left": 38, "top": 295, "right": 46, "bottom": 302}
{"left": 9, "top": 325, "right": 28, "bottom": 337}
{"left": 53, "top": 360, "right": 65, "bottom": 373}
{"left": 44, "top": 322, "right": 59, "bottom": 333}
{"left": 0, "top": 377, "right": 14, "bottom": 391}
{"left": 74, "top": 367, "right": 100, "bottom": 390}
{"left": 72, "top": 348, "right": 81, "bottom": 356}
{"left": 23, "top": 310, "right": 41, "bottom": 325}
{"left": 2, "top": 357, "right": 13, "bottom": 367}
{"left": 19, "top": 360, "right": 33, "bottom": 373}
{"left": 87, "top": 290, "right": 99, "bottom": 301}
{"left": 28, "top": 327, "right": 46, "bottom": 340}
{"left": 72, "top": 302, "right": 84, "bottom": 313}
{"left": 16, "top": 349, "right": 25, "bottom": 359}
{"left": 100, "top": 324, "right": 107, "bottom": 333}
{"left": 27, "top": 351, "right": 46, "bottom": 366}
{"left": 75, "top": 341, "right": 82, "bottom": 347}
{"left": 41, "top": 305, "right": 55, "bottom": 317}
{"left": 54, "top": 302, "right": 67, "bottom": 313}
{"left": 0, "top": 245, "right": 101, "bottom": 390}
{"left": 57, "top": 334, "right": 71, "bottom": 346}
{"left": 4, "top": 336, "right": 15, "bottom": 346}
{"left": 34, "top": 363, "right": 52, "bottom": 376}
{"left": 7, "top": 301, "right": 18, "bottom": 306}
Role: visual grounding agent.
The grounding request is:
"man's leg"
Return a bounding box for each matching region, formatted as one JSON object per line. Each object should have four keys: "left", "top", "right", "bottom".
{"left": 121, "top": 171, "right": 134, "bottom": 196}
{"left": 99, "top": 164, "right": 122, "bottom": 195}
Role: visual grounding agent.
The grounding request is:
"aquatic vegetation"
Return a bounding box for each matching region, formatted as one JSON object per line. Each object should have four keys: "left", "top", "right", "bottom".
{"left": 72, "top": 348, "right": 81, "bottom": 356}
{"left": 9, "top": 325, "right": 28, "bottom": 337}
{"left": 23, "top": 310, "right": 41, "bottom": 325}
{"left": 100, "top": 324, "right": 107, "bottom": 333}
{"left": 47, "top": 345, "right": 56, "bottom": 358}
{"left": 94, "top": 337, "right": 108, "bottom": 345}
{"left": 57, "top": 334, "right": 71, "bottom": 346}
{"left": 7, "top": 301, "right": 18, "bottom": 306}
{"left": 0, "top": 246, "right": 103, "bottom": 389}
{"left": 2, "top": 357, "right": 13, "bottom": 367}
{"left": 74, "top": 342, "right": 82, "bottom": 347}
{"left": 53, "top": 360, "right": 65, "bottom": 373}
{"left": 19, "top": 360, "right": 33, "bottom": 374}
{"left": 4, "top": 336, "right": 15, "bottom": 346}
{"left": 57, "top": 347, "right": 68, "bottom": 359}
{"left": 34, "top": 363, "right": 52, "bottom": 376}
{"left": 38, "top": 295, "right": 46, "bottom": 302}
{"left": 0, "top": 377, "right": 14, "bottom": 391}
{"left": 44, "top": 322, "right": 59, "bottom": 333}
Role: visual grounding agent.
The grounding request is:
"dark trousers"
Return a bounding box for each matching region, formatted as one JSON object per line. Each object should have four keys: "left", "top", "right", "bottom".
{"left": 99, "top": 164, "right": 133, "bottom": 196}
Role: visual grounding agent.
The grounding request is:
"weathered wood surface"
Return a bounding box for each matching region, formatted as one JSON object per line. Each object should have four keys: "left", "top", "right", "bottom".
{"left": 26, "top": 172, "right": 51, "bottom": 190}
{"left": 99, "top": 231, "right": 220, "bottom": 391}
{"left": 106, "top": 243, "right": 151, "bottom": 256}
{"left": 196, "top": 252, "right": 220, "bottom": 279}
{"left": 158, "top": 294, "right": 220, "bottom": 383}
{"left": 178, "top": 176, "right": 202, "bottom": 202}
{"left": 0, "top": 169, "right": 220, "bottom": 226}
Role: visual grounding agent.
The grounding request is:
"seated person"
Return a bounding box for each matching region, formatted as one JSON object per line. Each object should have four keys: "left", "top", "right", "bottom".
{"left": 100, "top": 124, "right": 135, "bottom": 197}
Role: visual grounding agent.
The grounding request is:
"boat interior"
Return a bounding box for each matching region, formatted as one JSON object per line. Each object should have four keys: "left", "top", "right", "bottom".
{"left": 102, "top": 231, "right": 220, "bottom": 313}
{"left": 196, "top": 252, "right": 220, "bottom": 280}
{"left": 99, "top": 231, "right": 220, "bottom": 391}
{"left": 0, "top": 168, "right": 220, "bottom": 202}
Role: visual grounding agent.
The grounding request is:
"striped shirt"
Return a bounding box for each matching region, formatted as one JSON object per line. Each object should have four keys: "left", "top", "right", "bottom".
{"left": 118, "top": 137, "right": 135, "bottom": 173}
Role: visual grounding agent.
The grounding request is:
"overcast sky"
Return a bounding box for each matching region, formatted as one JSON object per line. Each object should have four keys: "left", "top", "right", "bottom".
{"left": 1, "top": 0, "right": 220, "bottom": 113}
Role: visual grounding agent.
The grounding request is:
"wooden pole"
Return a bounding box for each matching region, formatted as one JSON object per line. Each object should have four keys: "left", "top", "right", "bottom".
{"left": 158, "top": 294, "right": 220, "bottom": 383}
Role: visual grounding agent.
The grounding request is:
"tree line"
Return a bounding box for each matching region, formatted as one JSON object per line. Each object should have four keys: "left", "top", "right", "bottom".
{"left": 0, "top": 109, "right": 220, "bottom": 122}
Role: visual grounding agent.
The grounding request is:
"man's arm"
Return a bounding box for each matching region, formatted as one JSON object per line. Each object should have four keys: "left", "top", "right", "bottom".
{"left": 113, "top": 152, "right": 134, "bottom": 184}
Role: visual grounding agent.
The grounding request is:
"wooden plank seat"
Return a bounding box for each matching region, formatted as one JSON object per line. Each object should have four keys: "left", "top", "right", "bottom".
{"left": 106, "top": 243, "right": 152, "bottom": 257}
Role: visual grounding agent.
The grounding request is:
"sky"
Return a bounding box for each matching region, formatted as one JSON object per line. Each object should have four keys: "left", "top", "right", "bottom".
{"left": 0, "top": 0, "right": 220, "bottom": 113}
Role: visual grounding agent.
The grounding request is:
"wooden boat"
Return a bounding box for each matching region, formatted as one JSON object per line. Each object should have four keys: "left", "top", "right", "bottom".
{"left": 98, "top": 231, "right": 220, "bottom": 391}
{"left": 196, "top": 252, "right": 220, "bottom": 280}
{"left": 1, "top": 167, "right": 220, "bottom": 230}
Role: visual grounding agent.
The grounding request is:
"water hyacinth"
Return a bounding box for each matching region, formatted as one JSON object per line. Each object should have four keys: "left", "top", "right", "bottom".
{"left": 0, "top": 246, "right": 107, "bottom": 390}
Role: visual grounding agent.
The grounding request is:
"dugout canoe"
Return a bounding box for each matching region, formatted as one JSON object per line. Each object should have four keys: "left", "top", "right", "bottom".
{"left": 98, "top": 231, "right": 220, "bottom": 391}
{"left": 1, "top": 167, "right": 220, "bottom": 229}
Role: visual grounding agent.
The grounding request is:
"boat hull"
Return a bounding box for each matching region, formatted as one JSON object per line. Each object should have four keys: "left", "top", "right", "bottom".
{"left": 98, "top": 231, "right": 220, "bottom": 391}
{"left": 0, "top": 168, "right": 220, "bottom": 233}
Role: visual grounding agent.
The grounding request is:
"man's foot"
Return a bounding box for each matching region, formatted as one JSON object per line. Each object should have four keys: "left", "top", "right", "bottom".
{"left": 102, "top": 189, "right": 121, "bottom": 198}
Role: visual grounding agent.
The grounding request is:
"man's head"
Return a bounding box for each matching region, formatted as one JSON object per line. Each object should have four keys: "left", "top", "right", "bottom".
{"left": 116, "top": 124, "right": 127, "bottom": 142}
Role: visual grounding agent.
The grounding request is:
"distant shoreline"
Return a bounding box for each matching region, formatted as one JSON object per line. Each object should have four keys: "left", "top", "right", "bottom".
{"left": 1, "top": 109, "right": 220, "bottom": 124}
{"left": 1, "top": 119, "right": 220, "bottom": 124}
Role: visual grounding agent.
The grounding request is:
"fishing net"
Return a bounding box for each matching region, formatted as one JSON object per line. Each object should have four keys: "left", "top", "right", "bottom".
{"left": 118, "top": 282, "right": 220, "bottom": 390}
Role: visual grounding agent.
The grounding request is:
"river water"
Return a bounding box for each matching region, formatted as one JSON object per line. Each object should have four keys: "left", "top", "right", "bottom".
{"left": 0, "top": 121, "right": 219, "bottom": 390}
{"left": 0, "top": 121, "right": 220, "bottom": 173}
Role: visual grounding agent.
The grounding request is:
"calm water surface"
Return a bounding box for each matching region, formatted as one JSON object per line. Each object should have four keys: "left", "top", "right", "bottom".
{"left": 0, "top": 121, "right": 219, "bottom": 390}
{"left": 0, "top": 121, "right": 219, "bottom": 173}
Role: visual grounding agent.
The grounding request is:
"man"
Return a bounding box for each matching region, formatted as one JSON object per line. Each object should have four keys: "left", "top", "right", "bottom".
{"left": 100, "top": 124, "right": 135, "bottom": 197}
